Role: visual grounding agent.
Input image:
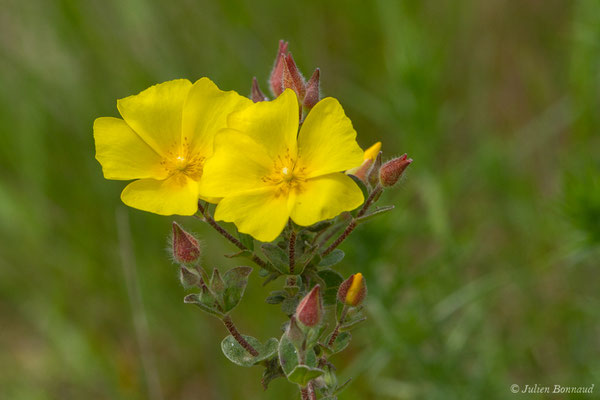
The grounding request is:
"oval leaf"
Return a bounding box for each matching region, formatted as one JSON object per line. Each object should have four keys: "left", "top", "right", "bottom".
{"left": 287, "top": 365, "right": 325, "bottom": 386}
{"left": 221, "top": 335, "right": 278, "bottom": 367}
{"left": 222, "top": 266, "right": 253, "bottom": 312}
{"left": 261, "top": 243, "right": 289, "bottom": 274}
{"left": 318, "top": 249, "right": 345, "bottom": 267}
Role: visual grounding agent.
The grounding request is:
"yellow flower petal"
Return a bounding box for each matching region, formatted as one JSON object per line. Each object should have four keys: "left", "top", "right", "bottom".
{"left": 297, "top": 97, "right": 364, "bottom": 178}
{"left": 289, "top": 173, "right": 364, "bottom": 226}
{"left": 363, "top": 141, "right": 381, "bottom": 162}
{"left": 227, "top": 89, "right": 299, "bottom": 160}
{"left": 121, "top": 175, "right": 199, "bottom": 216}
{"left": 182, "top": 78, "right": 252, "bottom": 157}
{"left": 214, "top": 188, "right": 290, "bottom": 242}
{"left": 198, "top": 129, "right": 273, "bottom": 198}
{"left": 94, "top": 117, "right": 167, "bottom": 180}
{"left": 117, "top": 79, "right": 192, "bottom": 156}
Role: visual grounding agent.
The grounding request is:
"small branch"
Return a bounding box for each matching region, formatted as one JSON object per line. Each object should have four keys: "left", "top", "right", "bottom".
{"left": 300, "top": 387, "right": 310, "bottom": 400}
{"left": 321, "top": 184, "right": 382, "bottom": 256}
{"left": 308, "top": 382, "right": 317, "bottom": 400}
{"left": 289, "top": 227, "right": 296, "bottom": 275}
{"left": 327, "top": 306, "right": 348, "bottom": 347}
{"left": 197, "top": 202, "right": 270, "bottom": 270}
{"left": 222, "top": 315, "right": 259, "bottom": 357}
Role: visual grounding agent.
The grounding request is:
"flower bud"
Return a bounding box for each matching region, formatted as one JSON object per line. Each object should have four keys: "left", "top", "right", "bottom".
{"left": 282, "top": 53, "right": 306, "bottom": 100}
{"left": 364, "top": 142, "right": 382, "bottom": 163}
{"left": 285, "top": 316, "right": 305, "bottom": 347}
{"left": 172, "top": 222, "right": 201, "bottom": 264}
{"left": 295, "top": 285, "right": 323, "bottom": 327}
{"left": 337, "top": 273, "right": 367, "bottom": 307}
{"left": 379, "top": 154, "right": 413, "bottom": 187}
{"left": 303, "top": 68, "right": 320, "bottom": 109}
{"left": 251, "top": 77, "right": 268, "bottom": 103}
{"left": 269, "top": 40, "right": 289, "bottom": 97}
{"left": 352, "top": 158, "right": 373, "bottom": 182}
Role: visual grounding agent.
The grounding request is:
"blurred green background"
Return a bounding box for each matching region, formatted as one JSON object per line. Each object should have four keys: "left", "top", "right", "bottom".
{"left": 1, "top": 0, "right": 599, "bottom": 399}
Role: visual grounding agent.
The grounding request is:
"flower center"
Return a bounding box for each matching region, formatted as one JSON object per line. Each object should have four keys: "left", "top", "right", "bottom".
{"left": 262, "top": 151, "right": 306, "bottom": 196}
{"left": 161, "top": 142, "right": 205, "bottom": 181}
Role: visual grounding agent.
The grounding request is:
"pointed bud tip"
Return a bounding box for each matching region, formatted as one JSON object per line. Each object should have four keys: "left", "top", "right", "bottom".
{"left": 379, "top": 154, "right": 413, "bottom": 187}
{"left": 172, "top": 222, "right": 201, "bottom": 264}
{"left": 303, "top": 68, "right": 321, "bottom": 110}
{"left": 296, "top": 284, "right": 323, "bottom": 327}
{"left": 251, "top": 77, "right": 268, "bottom": 103}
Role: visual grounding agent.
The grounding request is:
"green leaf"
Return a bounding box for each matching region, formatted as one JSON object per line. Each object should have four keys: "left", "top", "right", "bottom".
{"left": 318, "top": 249, "right": 345, "bottom": 267}
{"left": 261, "top": 243, "right": 289, "bottom": 274}
{"left": 326, "top": 331, "right": 351, "bottom": 354}
{"left": 266, "top": 290, "right": 288, "bottom": 305}
{"left": 222, "top": 266, "right": 252, "bottom": 312}
{"left": 224, "top": 250, "right": 253, "bottom": 259}
{"left": 317, "top": 269, "right": 344, "bottom": 305}
{"left": 238, "top": 231, "right": 255, "bottom": 251}
{"left": 287, "top": 365, "right": 324, "bottom": 386}
{"left": 221, "top": 335, "right": 278, "bottom": 367}
{"left": 348, "top": 174, "right": 369, "bottom": 201}
{"left": 278, "top": 334, "right": 318, "bottom": 376}
{"left": 183, "top": 293, "right": 224, "bottom": 318}
{"left": 281, "top": 295, "right": 300, "bottom": 316}
{"left": 210, "top": 268, "right": 225, "bottom": 295}
{"left": 356, "top": 205, "right": 395, "bottom": 223}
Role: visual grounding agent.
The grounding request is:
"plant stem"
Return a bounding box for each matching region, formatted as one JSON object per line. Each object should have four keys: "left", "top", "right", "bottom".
{"left": 308, "top": 382, "right": 317, "bottom": 400}
{"left": 300, "top": 386, "right": 310, "bottom": 400}
{"left": 321, "top": 184, "right": 383, "bottom": 256}
{"left": 327, "top": 306, "right": 348, "bottom": 347}
{"left": 289, "top": 228, "right": 296, "bottom": 275}
{"left": 221, "top": 315, "right": 259, "bottom": 357}
{"left": 197, "top": 202, "right": 271, "bottom": 271}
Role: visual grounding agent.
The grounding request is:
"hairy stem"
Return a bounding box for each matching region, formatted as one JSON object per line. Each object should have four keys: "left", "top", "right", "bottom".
{"left": 308, "top": 382, "right": 317, "bottom": 400}
{"left": 321, "top": 184, "right": 383, "bottom": 256}
{"left": 327, "top": 306, "right": 348, "bottom": 347}
{"left": 222, "top": 315, "right": 259, "bottom": 357}
{"left": 197, "top": 202, "right": 271, "bottom": 271}
{"left": 289, "top": 228, "right": 296, "bottom": 275}
{"left": 300, "top": 386, "right": 310, "bottom": 400}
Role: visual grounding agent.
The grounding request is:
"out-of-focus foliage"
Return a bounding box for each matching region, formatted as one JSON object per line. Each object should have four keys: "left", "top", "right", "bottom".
{"left": 0, "top": 0, "right": 598, "bottom": 399}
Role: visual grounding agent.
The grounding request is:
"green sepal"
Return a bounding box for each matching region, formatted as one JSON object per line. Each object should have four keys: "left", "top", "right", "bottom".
{"left": 222, "top": 266, "right": 252, "bottom": 312}
{"left": 183, "top": 293, "right": 224, "bottom": 318}
{"left": 318, "top": 249, "right": 345, "bottom": 268}
{"left": 261, "top": 243, "right": 289, "bottom": 274}
{"left": 261, "top": 357, "right": 285, "bottom": 390}
{"left": 221, "top": 335, "right": 278, "bottom": 367}
{"left": 278, "top": 334, "right": 318, "bottom": 376}
{"left": 348, "top": 174, "right": 369, "bottom": 202}
{"left": 287, "top": 365, "right": 325, "bottom": 386}
{"left": 325, "top": 331, "right": 351, "bottom": 354}
{"left": 210, "top": 268, "right": 225, "bottom": 296}
{"left": 356, "top": 205, "right": 395, "bottom": 223}
{"left": 317, "top": 269, "right": 344, "bottom": 305}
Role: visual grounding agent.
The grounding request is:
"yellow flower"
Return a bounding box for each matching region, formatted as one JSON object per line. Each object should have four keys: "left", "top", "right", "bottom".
{"left": 346, "top": 141, "right": 381, "bottom": 176}
{"left": 93, "top": 78, "right": 251, "bottom": 215}
{"left": 198, "top": 89, "right": 365, "bottom": 242}
{"left": 363, "top": 141, "right": 381, "bottom": 162}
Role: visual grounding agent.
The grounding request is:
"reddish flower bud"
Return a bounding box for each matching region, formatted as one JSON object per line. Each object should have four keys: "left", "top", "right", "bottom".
{"left": 379, "top": 154, "right": 413, "bottom": 187}
{"left": 282, "top": 53, "right": 306, "bottom": 100}
{"left": 269, "top": 40, "right": 289, "bottom": 97}
{"left": 172, "top": 222, "right": 201, "bottom": 264}
{"left": 337, "top": 273, "right": 367, "bottom": 307}
{"left": 303, "top": 68, "right": 320, "bottom": 110}
{"left": 296, "top": 285, "right": 323, "bottom": 327}
{"left": 251, "top": 77, "right": 268, "bottom": 103}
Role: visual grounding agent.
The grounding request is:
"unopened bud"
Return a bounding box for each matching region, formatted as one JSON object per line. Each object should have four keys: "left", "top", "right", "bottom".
{"left": 303, "top": 68, "right": 320, "bottom": 109}
{"left": 251, "top": 77, "right": 268, "bottom": 103}
{"left": 379, "top": 154, "right": 413, "bottom": 187}
{"left": 282, "top": 53, "right": 306, "bottom": 100}
{"left": 172, "top": 222, "right": 201, "bottom": 264}
{"left": 337, "top": 273, "right": 367, "bottom": 307}
{"left": 295, "top": 285, "right": 323, "bottom": 327}
{"left": 352, "top": 158, "right": 373, "bottom": 182}
{"left": 179, "top": 267, "right": 200, "bottom": 288}
{"left": 269, "top": 40, "right": 289, "bottom": 97}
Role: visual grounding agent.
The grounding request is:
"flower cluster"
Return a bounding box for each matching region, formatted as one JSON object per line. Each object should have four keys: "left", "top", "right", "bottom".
{"left": 94, "top": 41, "right": 412, "bottom": 399}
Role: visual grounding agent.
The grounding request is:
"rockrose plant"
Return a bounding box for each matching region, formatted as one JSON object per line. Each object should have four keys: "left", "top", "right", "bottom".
{"left": 93, "top": 40, "right": 412, "bottom": 399}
